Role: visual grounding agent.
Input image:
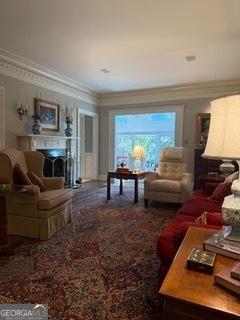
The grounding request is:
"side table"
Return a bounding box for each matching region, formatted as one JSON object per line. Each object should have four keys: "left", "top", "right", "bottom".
{"left": 159, "top": 226, "right": 240, "bottom": 320}
{"left": 197, "top": 174, "right": 225, "bottom": 189}
{"left": 0, "top": 185, "right": 25, "bottom": 254}
{"left": 107, "top": 171, "right": 145, "bottom": 203}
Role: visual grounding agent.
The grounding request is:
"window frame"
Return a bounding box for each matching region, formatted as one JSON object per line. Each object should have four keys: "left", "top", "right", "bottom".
{"left": 108, "top": 105, "right": 185, "bottom": 171}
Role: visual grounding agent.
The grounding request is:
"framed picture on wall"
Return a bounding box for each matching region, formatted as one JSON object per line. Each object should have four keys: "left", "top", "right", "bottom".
{"left": 34, "top": 98, "right": 60, "bottom": 131}
{"left": 196, "top": 113, "right": 211, "bottom": 148}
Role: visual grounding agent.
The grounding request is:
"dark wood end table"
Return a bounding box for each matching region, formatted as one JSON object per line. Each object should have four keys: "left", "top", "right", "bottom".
{"left": 159, "top": 226, "right": 240, "bottom": 320}
{"left": 107, "top": 171, "right": 145, "bottom": 203}
{"left": 0, "top": 185, "right": 25, "bottom": 255}
{"left": 197, "top": 174, "right": 225, "bottom": 189}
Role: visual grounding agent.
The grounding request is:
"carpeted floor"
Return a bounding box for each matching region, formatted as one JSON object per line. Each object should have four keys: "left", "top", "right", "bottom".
{"left": 0, "top": 183, "right": 178, "bottom": 320}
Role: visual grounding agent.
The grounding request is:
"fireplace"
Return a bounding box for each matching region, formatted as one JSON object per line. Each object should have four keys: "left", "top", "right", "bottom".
{"left": 37, "top": 148, "right": 74, "bottom": 187}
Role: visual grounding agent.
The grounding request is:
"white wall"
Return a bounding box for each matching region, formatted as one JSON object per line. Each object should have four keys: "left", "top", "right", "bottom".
{"left": 0, "top": 87, "right": 5, "bottom": 149}
{"left": 0, "top": 74, "right": 98, "bottom": 149}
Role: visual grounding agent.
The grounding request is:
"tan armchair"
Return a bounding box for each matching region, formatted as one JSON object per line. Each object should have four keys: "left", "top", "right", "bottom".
{"left": 144, "top": 147, "right": 192, "bottom": 207}
{"left": 0, "top": 149, "right": 74, "bottom": 240}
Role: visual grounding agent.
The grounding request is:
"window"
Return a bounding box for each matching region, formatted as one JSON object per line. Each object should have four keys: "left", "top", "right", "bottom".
{"left": 115, "top": 113, "right": 176, "bottom": 170}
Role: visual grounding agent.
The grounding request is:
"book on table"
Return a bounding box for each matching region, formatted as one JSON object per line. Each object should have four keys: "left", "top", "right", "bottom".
{"left": 203, "top": 226, "right": 240, "bottom": 260}
{"left": 214, "top": 267, "right": 240, "bottom": 295}
{"left": 231, "top": 262, "right": 240, "bottom": 281}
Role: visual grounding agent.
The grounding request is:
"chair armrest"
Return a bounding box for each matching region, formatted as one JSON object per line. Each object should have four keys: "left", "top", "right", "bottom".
{"left": 9, "top": 185, "right": 41, "bottom": 204}
{"left": 41, "top": 177, "right": 64, "bottom": 190}
{"left": 144, "top": 171, "right": 160, "bottom": 183}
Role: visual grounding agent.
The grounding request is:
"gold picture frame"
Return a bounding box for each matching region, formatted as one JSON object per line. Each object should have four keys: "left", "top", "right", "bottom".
{"left": 196, "top": 113, "right": 211, "bottom": 148}
{"left": 34, "top": 98, "right": 60, "bottom": 131}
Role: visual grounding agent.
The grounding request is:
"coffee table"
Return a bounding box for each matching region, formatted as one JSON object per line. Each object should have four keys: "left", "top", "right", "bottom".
{"left": 107, "top": 171, "right": 145, "bottom": 203}
{"left": 159, "top": 226, "right": 240, "bottom": 320}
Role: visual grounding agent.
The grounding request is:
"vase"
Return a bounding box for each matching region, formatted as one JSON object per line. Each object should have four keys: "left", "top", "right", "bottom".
{"left": 32, "top": 115, "right": 42, "bottom": 135}
{"left": 65, "top": 118, "right": 73, "bottom": 137}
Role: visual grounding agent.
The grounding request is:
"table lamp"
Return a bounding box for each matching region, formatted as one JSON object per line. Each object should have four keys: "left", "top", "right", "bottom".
{"left": 132, "top": 145, "right": 145, "bottom": 173}
{"left": 202, "top": 94, "right": 240, "bottom": 238}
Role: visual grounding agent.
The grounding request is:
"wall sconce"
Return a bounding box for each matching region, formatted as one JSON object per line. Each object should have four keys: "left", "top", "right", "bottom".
{"left": 16, "top": 103, "right": 28, "bottom": 120}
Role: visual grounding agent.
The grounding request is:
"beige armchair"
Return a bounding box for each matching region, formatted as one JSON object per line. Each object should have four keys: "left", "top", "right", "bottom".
{"left": 144, "top": 147, "right": 192, "bottom": 207}
{"left": 0, "top": 149, "right": 74, "bottom": 240}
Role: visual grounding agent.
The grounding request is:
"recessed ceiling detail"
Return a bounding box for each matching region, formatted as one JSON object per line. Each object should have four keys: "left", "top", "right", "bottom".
{"left": 0, "top": 0, "right": 240, "bottom": 92}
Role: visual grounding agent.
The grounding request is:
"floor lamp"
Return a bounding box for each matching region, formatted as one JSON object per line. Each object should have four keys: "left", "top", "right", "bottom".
{"left": 202, "top": 94, "right": 240, "bottom": 239}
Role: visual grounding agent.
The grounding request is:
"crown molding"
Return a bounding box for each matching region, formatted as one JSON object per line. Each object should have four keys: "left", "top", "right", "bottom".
{"left": 98, "top": 80, "right": 240, "bottom": 107}
{"left": 0, "top": 49, "right": 98, "bottom": 105}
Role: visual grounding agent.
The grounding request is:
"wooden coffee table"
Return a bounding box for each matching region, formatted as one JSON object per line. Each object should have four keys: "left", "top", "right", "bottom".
{"left": 159, "top": 226, "right": 240, "bottom": 320}
{"left": 107, "top": 171, "right": 145, "bottom": 203}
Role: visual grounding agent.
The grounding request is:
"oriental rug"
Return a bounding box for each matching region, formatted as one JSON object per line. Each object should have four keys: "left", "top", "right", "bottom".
{"left": 0, "top": 183, "right": 178, "bottom": 320}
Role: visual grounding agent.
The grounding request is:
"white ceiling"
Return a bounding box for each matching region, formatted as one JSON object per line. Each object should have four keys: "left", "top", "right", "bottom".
{"left": 0, "top": 0, "right": 240, "bottom": 93}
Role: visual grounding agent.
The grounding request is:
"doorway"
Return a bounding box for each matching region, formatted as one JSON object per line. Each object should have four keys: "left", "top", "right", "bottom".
{"left": 77, "top": 109, "right": 99, "bottom": 182}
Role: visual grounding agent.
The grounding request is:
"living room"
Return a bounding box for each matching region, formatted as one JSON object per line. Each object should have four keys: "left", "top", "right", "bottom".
{"left": 0, "top": 1, "right": 240, "bottom": 319}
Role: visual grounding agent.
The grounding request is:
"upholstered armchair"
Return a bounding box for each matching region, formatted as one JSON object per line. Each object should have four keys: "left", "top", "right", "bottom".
{"left": 0, "top": 149, "right": 73, "bottom": 240}
{"left": 144, "top": 147, "right": 192, "bottom": 206}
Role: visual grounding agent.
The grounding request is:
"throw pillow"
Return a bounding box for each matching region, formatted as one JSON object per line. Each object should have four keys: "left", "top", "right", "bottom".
{"left": 211, "top": 182, "right": 231, "bottom": 202}
{"left": 195, "top": 212, "right": 208, "bottom": 224}
{"left": 13, "top": 164, "right": 32, "bottom": 185}
{"left": 204, "top": 182, "right": 219, "bottom": 196}
{"left": 27, "top": 171, "right": 46, "bottom": 192}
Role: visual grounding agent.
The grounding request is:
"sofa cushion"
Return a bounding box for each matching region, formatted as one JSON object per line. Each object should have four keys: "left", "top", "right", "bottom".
{"left": 178, "top": 197, "right": 222, "bottom": 217}
{"left": 38, "top": 188, "right": 73, "bottom": 210}
{"left": 211, "top": 182, "right": 232, "bottom": 202}
{"left": 204, "top": 182, "right": 220, "bottom": 196}
{"left": 150, "top": 179, "right": 181, "bottom": 193}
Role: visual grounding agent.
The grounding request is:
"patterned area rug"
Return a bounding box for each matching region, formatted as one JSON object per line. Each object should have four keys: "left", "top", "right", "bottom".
{"left": 0, "top": 184, "right": 178, "bottom": 320}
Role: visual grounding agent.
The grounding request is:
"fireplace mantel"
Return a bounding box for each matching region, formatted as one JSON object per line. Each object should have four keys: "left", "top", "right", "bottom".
{"left": 18, "top": 134, "right": 79, "bottom": 151}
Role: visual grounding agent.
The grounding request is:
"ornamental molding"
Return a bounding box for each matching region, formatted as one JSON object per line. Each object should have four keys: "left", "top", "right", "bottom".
{"left": 0, "top": 49, "right": 97, "bottom": 105}
{"left": 98, "top": 79, "right": 240, "bottom": 107}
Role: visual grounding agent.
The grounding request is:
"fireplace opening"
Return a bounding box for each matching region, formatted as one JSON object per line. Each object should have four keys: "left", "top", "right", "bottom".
{"left": 37, "top": 148, "right": 67, "bottom": 178}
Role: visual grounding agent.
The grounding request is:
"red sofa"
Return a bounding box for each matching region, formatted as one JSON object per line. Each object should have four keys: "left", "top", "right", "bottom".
{"left": 157, "top": 183, "right": 228, "bottom": 283}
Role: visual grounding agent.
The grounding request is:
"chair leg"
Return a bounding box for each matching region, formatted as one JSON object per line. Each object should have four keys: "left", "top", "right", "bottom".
{"left": 144, "top": 199, "right": 149, "bottom": 207}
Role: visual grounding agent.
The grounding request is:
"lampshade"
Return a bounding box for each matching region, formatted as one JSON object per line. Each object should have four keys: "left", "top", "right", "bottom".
{"left": 202, "top": 95, "right": 240, "bottom": 160}
{"left": 132, "top": 145, "right": 145, "bottom": 158}
{"left": 202, "top": 94, "right": 240, "bottom": 241}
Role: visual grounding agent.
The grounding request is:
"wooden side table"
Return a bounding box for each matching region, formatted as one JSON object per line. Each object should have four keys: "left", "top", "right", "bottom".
{"left": 159, "top": 226, "right": 240, "bottom": 320}
{"left": 198, "top": 174, "right": 225, "bottom": 189}
{"left": 107, "top": 171, "right": 145, "bottom": 203}
{"left": 0, "top": 186, "right": 25, "bottom": 254}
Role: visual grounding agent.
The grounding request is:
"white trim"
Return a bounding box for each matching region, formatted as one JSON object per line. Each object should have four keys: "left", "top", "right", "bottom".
{"left": 99, "top": 80, "right": 240, "bottom": 106}
{"left": 18, "top": 134, "right": 80, "bottom": 140}
{"left": 0, "top": 87, "right": 5, "bottom": 149}
{"left": 76, "top": 107, "right": 99, "bottom": 181}
{"left": 108, "top": 105, "right": 184, "bottom": 171}
{"left": 0, "top": 49, "right": 97, "bottom": 105}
